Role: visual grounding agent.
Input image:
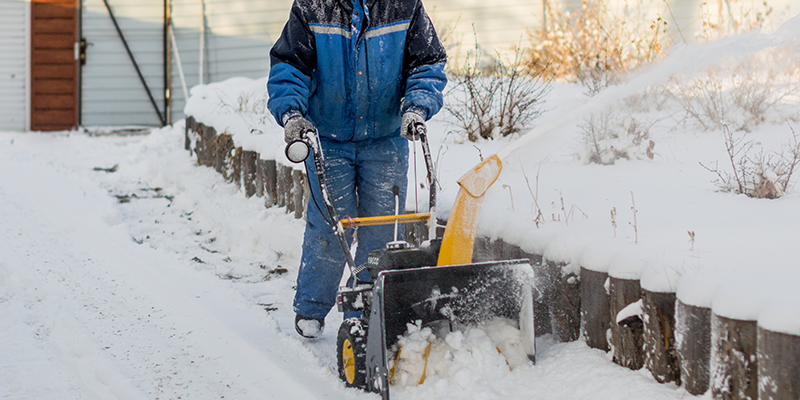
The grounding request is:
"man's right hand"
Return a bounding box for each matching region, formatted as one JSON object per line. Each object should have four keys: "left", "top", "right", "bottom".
{"left": 283, "top": 115, "right": 315, "bottom": 143}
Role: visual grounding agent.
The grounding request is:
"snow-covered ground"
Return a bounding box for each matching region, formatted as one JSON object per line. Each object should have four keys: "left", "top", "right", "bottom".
{"left": 3, "top": 15, "right": 800, "bottom": 400}
{"left": 0, "top": 126, "right": 691, "bottom": 399}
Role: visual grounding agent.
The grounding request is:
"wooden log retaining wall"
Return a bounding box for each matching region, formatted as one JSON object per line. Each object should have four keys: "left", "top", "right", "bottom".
{"left": 184, "top": 116, "right": 800, "bottom": 398}
{"left": 676, "top": 299, "right": 712, "bottom": 395}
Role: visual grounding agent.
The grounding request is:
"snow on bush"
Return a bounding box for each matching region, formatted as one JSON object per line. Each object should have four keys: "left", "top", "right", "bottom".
{"left": 445, "top": 41, "right": 551, "bottom": 142}
{"left": 701, "top": 125, "right": 800, "bottom": 198}
{"left": 667, "top": 41, "right": 800, "bottom": 132}
{"left": 577, "top": 111, "right": 656, "bottom": 165}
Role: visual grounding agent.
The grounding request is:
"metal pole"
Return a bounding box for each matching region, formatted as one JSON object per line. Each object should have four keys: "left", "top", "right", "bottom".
{"left": 169, "top": 22, "right": 189, "bottom": 102}
{"left": 199, "top": 0, "right": 206, "bottom": 85}
{"left": 164, "top": 0, "right": 171, "bottom": 125}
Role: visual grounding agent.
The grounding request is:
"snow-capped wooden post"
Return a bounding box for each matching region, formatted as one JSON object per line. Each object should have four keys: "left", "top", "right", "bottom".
{"left": 404, "top": 221, "right": 427, "bottom": 246}
{"left": 528, "top": 253, "right": 552, "bottom": 337}
{"left": 242, "top": 150, "right": 257, "bottom": 198}
{"left": 578, "top": 246, "right": 616, "bottom": 352}
{"left": 711, "top": 313, "right": 758, "bottom": 400}
{"left": 607, "top": 255, "right": 647, "bottom": 370}
{"left": 608, "top": 276, "right": 644, "bottom": 370}
{"left": 642, "top": 290, "right": 679, "bottom": 384}
{"left": 214, "top": 134, "right": 234, "bottom": 178}
{"left": 282, "top": 165, "right": 294, "bottom": 213}
{"left": 275, "top": 164, "right": 288, "bottom": 208}
{"left": 231, "top": 147, "right": 243, "bottom": 188}
{"left": 581, "top": 267, "right": 610, "bottom": 351}
{"left": 500, "top": 239, "right": 524, "bottom": 259}
{"left": 185, "top": 116, "right": 195, "bottom": 151}
{"left": 675, "top": 300, "right": 712, "bottom": 395}
{"left": 471, "top": 235, "right": 489, "bottom": 262}
{"left": 543, "top": 258, "right": 581, "bottom": 342}
{"left": 758, "top": 326, "right": 800, "bottom": 399}
{"left": 292, "top": 169, "right": 304, "bottom": 219}
{"left": 264, "top": 159, "right": 277, "bottom": 207}
{"left": 195, "top": 123, "right": 216, "bottom": 167}
{"left": 255, "top": 159, "right": 266, "bottom": 198}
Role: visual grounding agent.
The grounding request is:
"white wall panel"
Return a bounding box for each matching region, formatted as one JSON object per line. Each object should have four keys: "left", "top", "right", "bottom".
{"left": 0, "top": 0, "right": 28, "bottom": 131}
{"left": 76, "top": 0, "right": 797, "bottom": 128}
{"left": 81, "top": 0, "right": 166, "bottom": 126}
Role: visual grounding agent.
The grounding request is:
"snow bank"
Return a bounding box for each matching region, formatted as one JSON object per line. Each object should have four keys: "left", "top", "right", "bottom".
{"left": 182, "top": 16, "right": 800, "bottom": 337}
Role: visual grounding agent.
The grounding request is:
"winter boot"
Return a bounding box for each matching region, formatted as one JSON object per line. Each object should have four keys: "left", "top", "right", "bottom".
{"left": 295, "top": 314, "right": 325, "bottom": 338}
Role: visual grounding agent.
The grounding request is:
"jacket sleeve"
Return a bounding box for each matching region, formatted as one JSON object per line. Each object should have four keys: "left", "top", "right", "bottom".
{"left": 267, "top": 2, "right": 316, "bottom": 127}
{"left": 401, "top": 2, "right": 447, "bottom": 120}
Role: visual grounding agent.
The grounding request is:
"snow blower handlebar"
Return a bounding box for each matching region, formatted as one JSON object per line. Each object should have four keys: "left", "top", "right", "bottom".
{"left": 284, "top": 124, "right": 437, "bottom": 284}
{"left": 316, "top": 124, "right": 438, "bottom": 241}
{"left": 285, "top": 130, "right": 358, "bottom": 275}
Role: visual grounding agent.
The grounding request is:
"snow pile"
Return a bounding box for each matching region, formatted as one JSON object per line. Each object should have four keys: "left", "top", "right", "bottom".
{"left": 183, "top": 77, "right": 287, "bottom": 162}
{"left": 390, "top": 319, "right": 530, "bottom": 391}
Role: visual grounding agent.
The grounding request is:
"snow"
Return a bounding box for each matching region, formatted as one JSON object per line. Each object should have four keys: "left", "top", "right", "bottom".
{"left": 297, "top": 318, "right": 324, "bottom": 338}
{"left": 390, "top": 318, "right": 528, "bottom": 390}
{"left": 616, "top": 300, "right": 645, "bottom": 325}
{"left": 2, "top": 15, "right": 800, "bottom": 400}
{"left": 0, "top": 125, "right": 693, "bottom": 400}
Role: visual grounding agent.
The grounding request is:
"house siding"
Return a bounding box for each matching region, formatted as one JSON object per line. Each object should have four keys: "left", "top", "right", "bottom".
{"left": 0, "top": 0, "right": 29, "bottom": 131}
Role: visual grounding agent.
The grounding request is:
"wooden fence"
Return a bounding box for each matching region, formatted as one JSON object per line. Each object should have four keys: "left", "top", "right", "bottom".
{"left": 185, "top": 116, "right": 800, "bottom": 399}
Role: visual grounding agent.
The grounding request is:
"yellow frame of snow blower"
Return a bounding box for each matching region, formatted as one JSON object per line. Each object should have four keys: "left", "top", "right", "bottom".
{"left": 337, "top": 154, "right": 503, "bottom": 267}
{"left": 436, "top": 155, "right": 502, "bottom": 266}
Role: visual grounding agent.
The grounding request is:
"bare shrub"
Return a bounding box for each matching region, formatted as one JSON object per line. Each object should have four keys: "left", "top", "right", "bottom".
{"left": 668, "top": 44, "right": 800, "bottom": 132}
{"left": 525, "top": 0, "right": 669, "bottom": 93}
{"left": 701, "top": 125, "right": 800, "bottom": 199}
{"left": 699, "top": 0, "right": 775, "bottom": 41}
{"left": 578, "top": 111, "right": 656, "bottom": 165}
{"left": 445, "top": 32, "right": 551, "bottom": 142}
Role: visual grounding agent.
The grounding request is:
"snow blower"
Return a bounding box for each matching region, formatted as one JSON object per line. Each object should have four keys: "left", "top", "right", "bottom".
{"left": 285, "top": 125, "right": 535, "bottom": 400}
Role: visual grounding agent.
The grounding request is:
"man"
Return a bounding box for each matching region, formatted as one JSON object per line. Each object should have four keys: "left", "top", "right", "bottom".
{"left": 267, "top": 0, "right": 447, "bottom": 338}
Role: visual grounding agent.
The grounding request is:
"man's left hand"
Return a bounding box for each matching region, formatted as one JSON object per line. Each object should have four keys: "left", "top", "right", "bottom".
{"left": 401, "top": 109, "right": 426, "bottom": 141}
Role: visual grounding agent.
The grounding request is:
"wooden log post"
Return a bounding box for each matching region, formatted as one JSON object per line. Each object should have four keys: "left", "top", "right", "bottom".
{"left": 642, "top": 290, "right": 680, "bottom": 384}
{"left": 275, "top": 164, "right": 288, "bottom": 208}
{"left": 185, "top": 116, "right": 195, "bottom": 152}
{"left": 242, "top": 150, "right": 257, "bottom": 198}
{"left": 301, "top": 170, "right": 310, "bottom": 216}
{"left": 676, "top": 300, "right": 712, "bottom": 395}
{"left": 471, "top": 236, "right": 492, "bottom": 262}
{"left": 544, "top": 258, "right": 581, "bottom": 342}
{"left": 528, "top": 252, "right": 551, "bottom": 337}
{"left": 255, "top": 159, "right": 266, "bottom": 198}
{"left": 231, "top": 147, "right": 242, "bottom": 188}
{"left": 404, "top": 221, "right": 427, "bottom": 247}
{"left": 283, "top": 165, "right": 294, "bottom": 213}
{"left": 500, "top": 239, "right": 525, "bottom": 260}
{"left": 214, "top": 134, "right": 234, "bottom": 178}
{"left": 609, "top": 277, "right": 645, "bottom": 370}
{"left": 581, "top": 267, "right": 610, "bottom": 351}
{"left": 195, "top": 124, "right": 216, "bottom": 167}
{"left": 292, "top": 169, "right": 304, "bottom": 219}
{"left": 710, "top": 314, "right": 758, "bottom": 400}
{"left": 758, "top": 326, "right": 800, "bottom": 400}
{"left": 264, "top": 159, "right": 277, "bottom": 207}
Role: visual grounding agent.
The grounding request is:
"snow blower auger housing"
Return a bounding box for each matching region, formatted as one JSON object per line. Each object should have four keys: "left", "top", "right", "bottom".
{"left": 286, "top": 125, "right": 535, "bottom": 400}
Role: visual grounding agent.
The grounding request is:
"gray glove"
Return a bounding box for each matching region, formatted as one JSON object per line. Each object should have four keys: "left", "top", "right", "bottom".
{"left": 283, "top": 115, "right": 315, "bottom": 143}
{"left": 401, "top": 108, "right": 426, "bottom": 141}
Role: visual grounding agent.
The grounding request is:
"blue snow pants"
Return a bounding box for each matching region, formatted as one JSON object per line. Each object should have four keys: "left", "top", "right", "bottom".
{"left": 293, "top": 134, "right": 408, "bottom": 320}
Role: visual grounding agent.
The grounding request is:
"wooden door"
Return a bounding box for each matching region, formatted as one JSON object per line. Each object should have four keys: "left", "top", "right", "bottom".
{"left": 30, "top": 0, "right": 79, "bottom": 131}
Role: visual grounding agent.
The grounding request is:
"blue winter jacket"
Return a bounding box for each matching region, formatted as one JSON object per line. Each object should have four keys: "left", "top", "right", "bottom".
{"left": 267, "top": 0, "right": 447, "bottom": 142}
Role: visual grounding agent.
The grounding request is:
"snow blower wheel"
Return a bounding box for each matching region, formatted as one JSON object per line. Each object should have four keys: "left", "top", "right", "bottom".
{"left": 337, "top": 318, "right": 368, "bottom": 389}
